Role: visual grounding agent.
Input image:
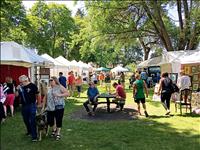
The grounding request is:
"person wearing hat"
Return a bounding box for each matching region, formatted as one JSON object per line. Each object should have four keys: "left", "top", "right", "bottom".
{"left": 177, "top": 70, "right": 191, "bottom": 103}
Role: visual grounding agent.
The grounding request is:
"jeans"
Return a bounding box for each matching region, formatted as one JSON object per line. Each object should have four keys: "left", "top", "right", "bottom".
{"left": 21, "top": 103, "right": 37, "bottom": 139}
{"left": 83, "top": 97, "right": 98, "bottom": 112}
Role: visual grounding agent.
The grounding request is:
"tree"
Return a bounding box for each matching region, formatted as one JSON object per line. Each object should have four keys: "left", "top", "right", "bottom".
{"left": 26, "top": 1, "right": 75, "bottom": 58}
{"left": 81, "top": 0, "right": 200, "bottom": 62}
{"left": 141, "top": 0, "right": 200, "bottom": 51}
{"left": 1, "top": 0, "right": 29, "bottom": 44}
{"left": 84, "top": 1, "right": 158, "bottom": 60}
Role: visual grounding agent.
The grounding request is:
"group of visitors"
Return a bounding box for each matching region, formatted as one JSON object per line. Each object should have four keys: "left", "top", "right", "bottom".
{"left": 83, "top": 81, "right": 126, "bottom": 116}
{"left": 1, "top": 68, "right": 192, "bottom": 142}
{"left": 0, "top": 77, "right": 16, "bottom": 123}
{"left": 1, "top": 74, "right": 70, "bottom": 142}
{"left": 59, "top": 71, "right": 83, "bottom": 97}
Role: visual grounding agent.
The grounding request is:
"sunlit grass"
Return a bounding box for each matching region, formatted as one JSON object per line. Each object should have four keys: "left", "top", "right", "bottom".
{"left": 1, "top": 81, "right": 200, "bottom": 150}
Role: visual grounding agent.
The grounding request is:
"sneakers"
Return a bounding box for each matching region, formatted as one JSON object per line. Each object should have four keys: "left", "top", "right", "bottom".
{"left": 55, "top": 135, "right": 61, "bottom": 141}
{"left": 25, "top": 132, "right": 31, "bottom": 137}
{"left": 144, "top": 111, "right": 149, "bottom": 117}
{"left": 32, "top": 139, "right": 38, "bottom": 142}
{"left": 165, "top": 111, "right": 170, "bottom": 115}
{"left": 50, "top": 130, "right": 56, "bottom": 137}
{"left": 88, "top": 112, "right": 92, "bottom": 116}
{"left": 88, "top": 112, "right": 95, "bottom": 116}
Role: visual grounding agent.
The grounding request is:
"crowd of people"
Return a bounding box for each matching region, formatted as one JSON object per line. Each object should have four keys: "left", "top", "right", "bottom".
{"left": 0, "top": 68, "right": 193, "bottom": 142}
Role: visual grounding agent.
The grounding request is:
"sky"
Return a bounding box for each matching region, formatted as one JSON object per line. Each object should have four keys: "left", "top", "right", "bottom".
{"left": 22, "top": 0, "right": 85, "bottom": 16}
{"left": 22, "top": 1, "right": 179, "bottom": 25}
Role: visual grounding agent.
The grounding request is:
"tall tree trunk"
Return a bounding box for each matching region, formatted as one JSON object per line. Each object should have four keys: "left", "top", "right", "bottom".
{"left": 138, "top": 37, "right": 150, "bottom": 60}
{"left": 177, "top": 0, "right": 186, "bottom": 50}
{"left": 142, "top": 0, "right": 174, "bottom": 51}
{"left": 183, "top": 0, "right": 191, "bottom": 49}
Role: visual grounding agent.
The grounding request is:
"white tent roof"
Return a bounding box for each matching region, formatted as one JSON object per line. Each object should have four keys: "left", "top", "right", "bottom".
{"left": 138, "top": 50, "right": 200, "bottom": 68}
{"left": 70, "top": 60, "right": 79, "bottom": 67}
{"left": 55, "top": 56, "right": 70, "bottom": 67}
{"left": 77, "top": 61, "right": 89, "bottom": 69}
{"left": 111, "top": 66, "right": 129, "bottom": 72}
{"left": 180, "top": 50, "right": 200, "bottom": 64}
{"left": 1, "top": 41, "right": 52, "bottom": 67}
{"left": 41, "top": 54, "right": 66, "bottom": 66}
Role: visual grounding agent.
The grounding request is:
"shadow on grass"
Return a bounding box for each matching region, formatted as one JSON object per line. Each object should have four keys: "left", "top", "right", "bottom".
{"left": 1, "top": 96, "right": 199, "bottom": 150}
{"left": 70, "top": 106, "right": 139, "bottom": 121}
{"left": 175, "top": 113, "right": 200, "bottom": 118}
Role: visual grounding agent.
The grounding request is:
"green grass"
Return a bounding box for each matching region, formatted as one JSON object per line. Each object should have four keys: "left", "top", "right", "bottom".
{"left": 1, "top": 83, "right": 200, "bottom": 150}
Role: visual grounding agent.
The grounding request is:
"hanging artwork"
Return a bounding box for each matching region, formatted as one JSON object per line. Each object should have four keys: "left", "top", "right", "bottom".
{"left": 192, "top": 83, "right": 199, "bottom": 91}
{"left": 193, "top": 74, "right": 199, "bottom": 82}
{"left": 184, "top": 66, "right": 190, "bottom": 75}
{"left": 191, "top": 66, "right": 197, "bottom": 73}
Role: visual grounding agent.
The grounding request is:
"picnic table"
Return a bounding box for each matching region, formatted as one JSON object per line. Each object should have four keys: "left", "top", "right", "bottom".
{"left": 97, "top": 93, "right": 116, "bottom": 112}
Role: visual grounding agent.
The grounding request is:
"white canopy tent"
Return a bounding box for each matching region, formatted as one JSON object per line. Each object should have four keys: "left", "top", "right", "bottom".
{"left": 55, "top": 56, "right": 70, "bottom": 66}
{"left": 111, "top": 66, "right": 129, "bottom": 73}
{"left": 41, "top": 54, "right": 68, "bottom": 76}
{"left": 137, "top": 49, "right": 200, "bottom": 73}
{"left": 0, "top": 41, "right": 53, "bottom": 84}
{"left": 1, "top": 41, "right": 52, "bottom": 67}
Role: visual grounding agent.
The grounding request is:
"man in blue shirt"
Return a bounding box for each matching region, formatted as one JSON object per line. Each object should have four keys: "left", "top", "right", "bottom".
{"left": 58, "top": 72, "right": 67, "bottom": 88}
{"left": 83, "top": 82, "right": 99, "bottom": 116}
{"left": 141, "top": 69, "right": 148, "bottom": 84}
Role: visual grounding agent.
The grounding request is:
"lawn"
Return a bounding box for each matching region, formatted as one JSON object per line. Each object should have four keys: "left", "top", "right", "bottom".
{"left": 1, "top": 83, "right": 200, "bottom": 150}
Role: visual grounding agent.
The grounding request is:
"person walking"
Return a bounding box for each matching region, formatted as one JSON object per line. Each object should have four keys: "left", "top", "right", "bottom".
{"left": 105, "top": 73, "right": 111, "bottom": 93}
{"left": 158, "top": 72, "right": 173, "bottom": 115}
{"left": 75, "top": 75, "right": 82, "bottom": 97}
{"left": 133, "top": 73, "right": 149, "bottom": 117}
{"left": 42, "top": 76, "right": 69, "bottom": 140}
{"left": 3, "top": 77, "right": 15, "bottom": 117}
{"left": 140, "top": 68, "right": 148, "bottom": 84}
{"left": 16, "top": 75, "right": 39, "bottom": 142}
{"left": 68, "top": 71, "right": 75, "bottom": 97}
{"left": 58, "top": 72, "right": 67, "bottom": 88}
{"left": 119, "top": 72, "right": 125, "bottom": 89}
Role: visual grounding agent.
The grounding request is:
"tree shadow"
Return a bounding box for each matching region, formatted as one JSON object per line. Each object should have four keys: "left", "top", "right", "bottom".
{"left": 70, "top": 106, "right": 139, "bottom": 121}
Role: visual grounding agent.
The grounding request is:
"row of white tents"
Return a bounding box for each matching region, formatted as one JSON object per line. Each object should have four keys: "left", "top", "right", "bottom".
{"left": 0, "top": 41, "right": 93, "bottom": 83}
{"left": 41, "top": 54, "right": 93, "bottom": 77}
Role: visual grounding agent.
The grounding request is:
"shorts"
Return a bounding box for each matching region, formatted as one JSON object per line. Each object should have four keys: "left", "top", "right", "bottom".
{"left": 4, "top": 94, "right": 15, "bottom": 106}
{"left": 181, "top": 89, "right": 190, "bottom": 96}
{"left": 134, "top": 98, "right": 145, "bottom": 104}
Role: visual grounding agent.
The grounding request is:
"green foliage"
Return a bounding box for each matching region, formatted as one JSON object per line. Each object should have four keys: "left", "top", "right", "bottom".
{"left": 26, "top": 1, "right": 75, "bottom": 57}
{"left": 1, "top": 0, "right": 28, "bottom": 44}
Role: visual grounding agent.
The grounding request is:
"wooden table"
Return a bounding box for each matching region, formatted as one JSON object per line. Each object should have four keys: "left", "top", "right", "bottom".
{"left": 97, "top": 94, "right": 116, "bottom": 112}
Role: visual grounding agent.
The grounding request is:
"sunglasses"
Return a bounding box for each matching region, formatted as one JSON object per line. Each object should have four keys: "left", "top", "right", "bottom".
{"left": 49, "top": 79, "right": 53, "bottom": 82}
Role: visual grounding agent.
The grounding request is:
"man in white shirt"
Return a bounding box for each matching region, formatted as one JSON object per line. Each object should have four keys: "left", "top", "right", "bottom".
{"left": 177, "top": 70, "right": 191, "bottom": 102}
